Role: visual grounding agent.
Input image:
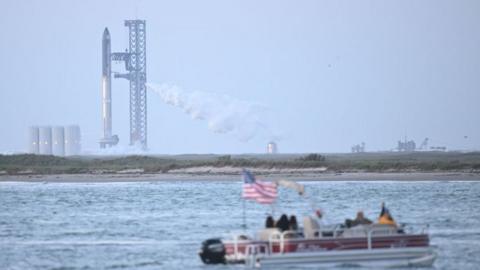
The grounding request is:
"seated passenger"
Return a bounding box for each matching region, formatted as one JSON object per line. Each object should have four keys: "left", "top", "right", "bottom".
{"left": 378, "top": 202, "right": 397, "bottom": 227}
{"left": 346, "top": 211, "right": 372, "bottom": 228}
{"left": 265, "top": 216, "right": 275, "bottom": 228}
{"left": 289, "top": 215, "right": 298, "bottom": 231}
{"left": 276, "top": 214, "right": 290, "bottom": 232}
{"left": 303, "top": 216, "right": 321, "bottom": 238}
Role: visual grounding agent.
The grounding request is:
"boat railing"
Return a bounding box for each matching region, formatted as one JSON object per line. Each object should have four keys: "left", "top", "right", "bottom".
{"left": 365, "top": 226, "right": 397, "bottom": 249}
{"left": 230, "top": 233, "right": 255, "bottom": 261}
{"left": 268, "top": 230, "right": 301, "bottom": 253}
{"left": 365, "top": 223, "right": 429, "bottom": 249}
{"left": 306, "top": 224, "right": 345, "bottom": 238}
{"left": 268, "top": 226, "right": 401, "bottom": 253}
{"left": 401, "top": 223, "right": 430, "bottom": 234}
{"left": 265, "top": 223, "right": 431, "bottom": 253}
{"left": 245, "top": 243, "right": 269, "bottom": 268}
{"left": 231, "top": 223, "right": 430, "bottom": 259}
{"left": 335, "top": 222, "right": 430, "bottom": 238}
{"left": 333, "top": 224, "right": 344, "bottom": 237}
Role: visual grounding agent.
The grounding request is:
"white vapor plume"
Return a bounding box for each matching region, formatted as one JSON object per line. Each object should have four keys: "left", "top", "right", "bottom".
{"left": 146, "top": 82, "right": 281, "bottom": 142}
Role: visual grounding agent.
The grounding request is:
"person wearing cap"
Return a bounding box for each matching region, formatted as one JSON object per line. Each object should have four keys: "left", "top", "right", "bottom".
{"left": 345, "top": 211, "right": 373, "bottom": 228}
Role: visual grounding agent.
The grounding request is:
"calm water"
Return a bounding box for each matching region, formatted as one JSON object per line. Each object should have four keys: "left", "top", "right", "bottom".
{"left": 1, "top": 180, "right": 479, "bottom": 270}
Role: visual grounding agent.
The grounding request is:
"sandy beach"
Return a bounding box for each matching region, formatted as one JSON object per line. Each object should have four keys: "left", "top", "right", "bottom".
{"left": 1, "top": 171, "right": 480, "bottom": 183}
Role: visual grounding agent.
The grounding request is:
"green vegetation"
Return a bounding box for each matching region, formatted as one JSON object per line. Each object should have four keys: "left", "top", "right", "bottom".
{"left": 1, "top": 152, "right": 480, "bottom": 175}
{"left": 297, "top": 153, "right": 326, "bottom": 162}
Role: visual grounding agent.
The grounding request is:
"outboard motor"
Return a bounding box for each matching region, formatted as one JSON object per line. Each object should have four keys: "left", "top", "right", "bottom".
{"left": 199, "top": 238, "right": 226, "bottom": 264}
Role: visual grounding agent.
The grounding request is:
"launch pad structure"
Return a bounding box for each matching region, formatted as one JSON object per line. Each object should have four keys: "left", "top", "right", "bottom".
{"left": 100, "top": 20, "right": 148, "bottom": 150}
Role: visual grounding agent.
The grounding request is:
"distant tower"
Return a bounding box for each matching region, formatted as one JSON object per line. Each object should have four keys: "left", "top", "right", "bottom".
{"left": 112, "top": 20, "right": 148, "bottom": 149}
{"left": 267, "top": 142, "right": 278, "bottom": 154}
{"left": 351, "top": 142, "right": 366, "bottom": 153}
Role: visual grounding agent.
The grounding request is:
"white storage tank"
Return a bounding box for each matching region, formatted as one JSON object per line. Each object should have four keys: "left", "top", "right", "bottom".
{"left": 38, "top": 126, "right": 53, "bottom": 155}
{"left": 52, "top": 126, "right": 65, "bottom": 156}
{"left": 28, "top": 126, "right": 40, "bottom": 154}
{"left": 65, "top": 125, "right": 81, "bottom": 156}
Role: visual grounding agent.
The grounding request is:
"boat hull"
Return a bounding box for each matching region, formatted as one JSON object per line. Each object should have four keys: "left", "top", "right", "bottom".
{"left": 248, "top": 247, "right": 436, "bottom": 268}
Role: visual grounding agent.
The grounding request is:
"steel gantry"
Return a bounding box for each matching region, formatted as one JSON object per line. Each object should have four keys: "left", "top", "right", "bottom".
{"left": 112, "top": 20, "right": 147, "bottom": 149}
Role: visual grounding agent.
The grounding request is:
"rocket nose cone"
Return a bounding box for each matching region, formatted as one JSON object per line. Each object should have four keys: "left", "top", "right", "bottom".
{"left": 103, "top": 28, "right": 110, "bottom": 39}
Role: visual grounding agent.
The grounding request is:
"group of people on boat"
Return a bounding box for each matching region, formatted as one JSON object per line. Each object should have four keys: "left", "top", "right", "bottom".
{"left": 259, "top": 202, "right": 400, "bottom": 241}
{"left": 265, "top": 214, "right": 298, "bottom": 232}
{"left": 265, "top": 202, "right": 398, "bottom": 232}
{"left": 345, "top": 202, "right": 397, "bottom": 228}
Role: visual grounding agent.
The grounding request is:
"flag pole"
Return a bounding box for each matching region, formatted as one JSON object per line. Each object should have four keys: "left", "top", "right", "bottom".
{"left": 242, "top": 199, "right": 247, "bottom": 231}
{"left": 241, "top": 168, "right": 246, "bottom": 231}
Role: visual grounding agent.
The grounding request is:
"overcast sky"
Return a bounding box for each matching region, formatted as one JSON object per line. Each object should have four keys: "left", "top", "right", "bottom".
{"left": 0, "top": 0, "right": 479, "bottom": 154}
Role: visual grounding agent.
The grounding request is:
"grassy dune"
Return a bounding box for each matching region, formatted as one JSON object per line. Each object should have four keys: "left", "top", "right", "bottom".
{"left": 1, "top": 152, "right": 480, "bottom": 175}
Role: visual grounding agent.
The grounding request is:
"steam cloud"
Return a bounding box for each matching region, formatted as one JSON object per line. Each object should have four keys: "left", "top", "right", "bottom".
{"left": 146, "top": 82, "right": 280, "bottom": 142}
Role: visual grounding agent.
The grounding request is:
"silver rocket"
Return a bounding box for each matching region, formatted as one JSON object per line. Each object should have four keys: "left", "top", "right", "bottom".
{"left": 100, "top": 28, "right": 118, "bottom": 148}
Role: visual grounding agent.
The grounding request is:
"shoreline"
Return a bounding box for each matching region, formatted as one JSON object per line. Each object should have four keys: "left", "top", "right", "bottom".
{"left": 1, "top": 171, "right": 480, "bottom": 183}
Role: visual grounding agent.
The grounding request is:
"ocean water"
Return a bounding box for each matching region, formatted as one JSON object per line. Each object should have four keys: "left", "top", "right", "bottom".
{"left": 1, "top": 179, "right": 479, "bottom": 270}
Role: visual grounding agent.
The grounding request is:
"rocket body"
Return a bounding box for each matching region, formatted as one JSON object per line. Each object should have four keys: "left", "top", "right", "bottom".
{"left": 102, "top": 28, "right": 112, "bottom": 140}
{"left": 100, "top": 28, "right": 118, "bottom": 148}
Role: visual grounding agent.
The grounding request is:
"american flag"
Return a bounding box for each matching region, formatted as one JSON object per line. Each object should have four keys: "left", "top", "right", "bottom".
{"left": 242, "top": 169, "right": 277, "bottom": 204}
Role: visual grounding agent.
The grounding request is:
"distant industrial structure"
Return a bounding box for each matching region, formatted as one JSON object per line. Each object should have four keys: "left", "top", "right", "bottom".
{"left": 351, "top": 142, "right": 366, "bottom": 153}
{"left": 417, "top": 138, "right": 429, "bottom": 151}
{"left": 396, "top": 137, "right": 446, "bottom": 152}
{"left": 267, "top": 142, "right": 278, "bottom": 154}
{"left": 38, "top": 126, "right": 52, "bottom": 155}
{"left": 65, "top": 125, "right": 82, "bottom": 156}
{"left": 28, "top": 127, "right": 39, "bottom": 154}
{"left": 28, "top": 125, "right": 81, "bottom": 156}
{"left": 52, "top": 126, "right": 65, "bottom": 156}
{"left": 100, "top": 20, "right": 148, "bottom": 150}
{"left": 397, "top": 139, "right": 416, "bottom": 152}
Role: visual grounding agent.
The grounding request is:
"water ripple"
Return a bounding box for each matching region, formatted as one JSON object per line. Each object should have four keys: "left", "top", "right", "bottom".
{"left": 1, "top": 180, "right": 479, "bottom": 269}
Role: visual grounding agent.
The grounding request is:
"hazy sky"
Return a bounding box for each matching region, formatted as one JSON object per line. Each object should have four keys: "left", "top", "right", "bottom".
{"left": 1, "top": 0, "right": 479, "bottom": 154}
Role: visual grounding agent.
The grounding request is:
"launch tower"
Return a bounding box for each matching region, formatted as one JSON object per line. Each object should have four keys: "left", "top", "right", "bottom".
{"left": 111, "top": 20, "right": 148, "bottom": 149}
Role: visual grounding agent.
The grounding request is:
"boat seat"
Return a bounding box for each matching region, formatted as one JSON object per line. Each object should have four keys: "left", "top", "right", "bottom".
{"left": 303, "top": 216, "right": 320, "bottom": 239}
{"left": 257, "top": 228, "right": 281, "bottom": 241}
{"left": 283, "top": 230, "right": 303, "bottom": 239}
{"left": 370, "top": 224, "right": 398, "bottom": 236}
{"left": 342, "top": 224, "right": 369, "bottom": 237}
{"left": 342, "top": 224, "right": 398, "bottom": 238}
